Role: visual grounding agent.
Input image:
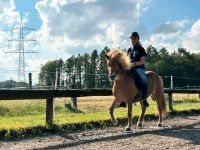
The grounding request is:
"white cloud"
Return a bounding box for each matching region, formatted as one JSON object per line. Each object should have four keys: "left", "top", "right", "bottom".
{"left": 106, "top": 24, "right": 124, "bottom": 48}
{"left": 182, "top": 19, "right": 200, "bottom": 52}
{"left": 35, "top": 0, "right": 147, "bottom": 55}
{"left": 154, "top": 19, "right": 188, "bottom": 34}
{"left": 0, "top": 30, "right": 7, "bottom": 47}
{"left": 149, "top": 18, "right": 200, "bottom": 53}
{"left": 0, "top": 0, "right": 20, "bottom": 28}
{"left": 0, "top": 0, "right": 27, "bottom": 81}
{"left": 144, "top": 19, "right": 188, "bottom": 52}
{"left": 0, "top": 0, "right": 20, "bottom": 48}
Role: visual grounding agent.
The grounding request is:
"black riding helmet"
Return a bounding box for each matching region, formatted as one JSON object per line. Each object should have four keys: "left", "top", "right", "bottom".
{"left": 129, "top": 32, "right": 140, "bottom": 39}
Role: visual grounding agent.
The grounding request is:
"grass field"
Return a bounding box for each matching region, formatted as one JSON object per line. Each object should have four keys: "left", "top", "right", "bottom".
{"left": 0, "top": 94, "right": 200, "bottom": 131}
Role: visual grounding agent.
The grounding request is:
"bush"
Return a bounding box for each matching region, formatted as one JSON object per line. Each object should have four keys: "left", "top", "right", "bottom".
{"left": 0, "top": 129, "right": 7, "bottom": 139}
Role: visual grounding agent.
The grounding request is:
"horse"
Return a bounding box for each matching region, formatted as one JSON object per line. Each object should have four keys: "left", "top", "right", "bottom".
{"left": 105, "top": 48, "right": 167, "bottom": 131}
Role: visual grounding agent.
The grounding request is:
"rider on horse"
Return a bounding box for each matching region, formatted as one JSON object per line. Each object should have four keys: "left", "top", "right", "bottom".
{"left": 128, "top": 32, "right": 149, "bottom": 107}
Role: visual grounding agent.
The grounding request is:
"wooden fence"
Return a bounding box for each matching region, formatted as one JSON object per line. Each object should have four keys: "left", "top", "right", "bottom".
{"left": 0, "top": 89, "right": 200, "bottom": 126}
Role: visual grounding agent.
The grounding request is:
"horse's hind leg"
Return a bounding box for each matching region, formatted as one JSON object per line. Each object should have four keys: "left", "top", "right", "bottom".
{"left": 110, "top": 99, "right": 120, "bottom": 125}
{"left": 137, "top": 101, "right": 146, "bottom": 128}
{"left": 157, "top": 106, "right": 163, "bottom": 127}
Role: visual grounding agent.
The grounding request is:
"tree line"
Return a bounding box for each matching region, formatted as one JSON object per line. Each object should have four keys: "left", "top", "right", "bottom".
{"left": 38, "top": 46, "right": 200, "bottom": 89}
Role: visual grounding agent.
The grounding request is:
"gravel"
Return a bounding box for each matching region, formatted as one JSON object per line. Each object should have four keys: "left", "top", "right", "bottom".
{"left": 0, "top": 115, "right": 200, "bottom": 150}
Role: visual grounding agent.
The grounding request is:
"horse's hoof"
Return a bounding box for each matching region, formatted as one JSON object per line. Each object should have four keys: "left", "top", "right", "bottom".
{"left": 137, "top": 123, "right": 143, "bottom": 128}
{"left": 112, "top": 119, "right": 118, "bottom": 126}
{"left": 157, "top": 123, "right": 162, "bottom": 127}
{"left": 125, "top": 126, "right": 132, "bottom": 132}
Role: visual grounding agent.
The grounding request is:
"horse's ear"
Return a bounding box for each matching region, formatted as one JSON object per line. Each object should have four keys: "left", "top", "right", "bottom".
{"left": 105, "top": 54, "right": 110, "bottom": 60}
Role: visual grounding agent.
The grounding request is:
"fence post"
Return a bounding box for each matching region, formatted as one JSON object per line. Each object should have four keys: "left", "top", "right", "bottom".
{"left": 168, "top": 92, "right": 173, "bottom": 112}
{"left": 55, "top": 69, "right": 58, "bottom": 89}
{"left": 46, "top": 97, "right": 55, "bottom": 126}
{"left": 29, "top": 73, "right": 32, "bottom": 90}
{"left": 170, "top": 75, "right": 173, "bottom": 89}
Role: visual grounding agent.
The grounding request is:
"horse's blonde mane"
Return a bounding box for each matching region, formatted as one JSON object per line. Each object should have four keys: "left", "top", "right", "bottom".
{"left": 107, "top": 48, "right": 131, "bottom": 70}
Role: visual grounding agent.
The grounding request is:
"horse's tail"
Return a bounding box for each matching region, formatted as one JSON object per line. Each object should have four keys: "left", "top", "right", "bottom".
{"left": 149, "top": 71, "right": 167, "bottom": 118}
{"left": 155, "top": 76, "right": 167, "bottom": 118}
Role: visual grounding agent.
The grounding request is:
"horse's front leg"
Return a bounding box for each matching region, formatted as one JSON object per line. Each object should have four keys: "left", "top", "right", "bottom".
{"left": 125, "top": 100, "right": 133, "bottom": 131}
{"left": 110, "top": 99, "right": 120, "bottom": 126}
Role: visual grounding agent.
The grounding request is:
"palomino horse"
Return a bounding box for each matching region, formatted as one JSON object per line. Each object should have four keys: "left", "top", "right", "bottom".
{"left": 105, "top": 48, "right": 167, "bottom": 131}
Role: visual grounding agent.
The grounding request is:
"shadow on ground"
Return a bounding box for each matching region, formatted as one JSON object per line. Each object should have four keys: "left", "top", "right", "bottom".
{"left": 32, "top": 119, "right": 200, "bottom": 150}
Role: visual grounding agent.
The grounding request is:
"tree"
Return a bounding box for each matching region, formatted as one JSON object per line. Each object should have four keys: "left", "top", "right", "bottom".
{"left": 39, "top": 59, "right": 64, "bottom": 88}
{"left": 38, "top": 46, "right": 200, "bottom": 89}
{"left": 98, "top": 47, "right": 110, "bottom": 88}
{"left": 74, "top": 54, "right": 83, "bottom": 88}
{"left": 146, "top": 45, "right": 160, "bottom": 63}
{"left": 159, "top": 47, "right": 169, "bottom": 58}
{"left": 0, "top": 80, "right": 28, "bottom": 88}
{"left": 90, "top": 50, "right": 99, "bottom": 88}
{"left": 82, "top": 53, "right": 91, "bottom": 88}
{"left": 65, "top": 56, "right": 75, "bottom": 88}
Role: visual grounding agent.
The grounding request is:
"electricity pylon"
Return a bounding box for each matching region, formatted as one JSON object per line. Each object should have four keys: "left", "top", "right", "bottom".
{"left": 6, "top": 17, "right": 38, "bottom": 82}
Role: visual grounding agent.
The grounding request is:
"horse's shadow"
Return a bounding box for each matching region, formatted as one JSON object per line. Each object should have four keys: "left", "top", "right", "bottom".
{"left": 33, "top": 119, "right": 200, "bottom": 150}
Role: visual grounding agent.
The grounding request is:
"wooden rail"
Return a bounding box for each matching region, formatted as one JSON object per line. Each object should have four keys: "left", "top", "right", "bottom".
{"left": 0, "top": 89, "right": 200, "bottom": 125}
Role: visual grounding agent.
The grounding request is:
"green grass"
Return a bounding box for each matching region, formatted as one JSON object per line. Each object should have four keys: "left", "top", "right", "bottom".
{"left": 173, "top": 98, "right": 200, "bottom": 111}
{"left": 0, "top": 95, "right": 200, "bottom": 131}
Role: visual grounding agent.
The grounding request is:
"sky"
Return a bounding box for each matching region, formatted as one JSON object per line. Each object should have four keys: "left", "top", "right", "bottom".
{"left": 0, "top": 0, "right": 200, "bottom": 82}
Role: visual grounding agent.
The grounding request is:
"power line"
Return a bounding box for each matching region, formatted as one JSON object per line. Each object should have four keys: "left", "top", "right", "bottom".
{"left": 5, "top": 17, "right": 39, "bottom": 82}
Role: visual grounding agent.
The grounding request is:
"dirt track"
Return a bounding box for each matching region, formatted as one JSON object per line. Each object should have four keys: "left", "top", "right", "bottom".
{"left": 0, "top": 115, "right": 200, "bottom": 150}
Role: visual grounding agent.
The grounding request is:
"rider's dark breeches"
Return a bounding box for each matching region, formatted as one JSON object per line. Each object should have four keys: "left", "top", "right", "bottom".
{"left": 130, "top": 67, "right": 148, "bottom": 100}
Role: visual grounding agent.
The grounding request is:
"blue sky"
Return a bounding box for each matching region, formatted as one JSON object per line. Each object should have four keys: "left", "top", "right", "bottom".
{"left": 15, "top": 0, "right": 42, "bottom": 30}
{"left": 141, "top": 0, "right": 200, "bottom": 32}
{"left": 0, "top": 0, "right": 200, "bottom": 82}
